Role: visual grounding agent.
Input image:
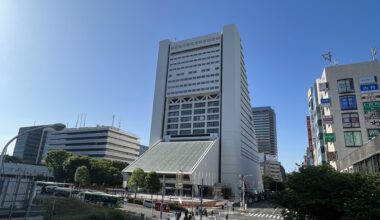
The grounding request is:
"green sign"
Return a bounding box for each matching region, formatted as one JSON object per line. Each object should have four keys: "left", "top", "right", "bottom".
{"left": 324, "top": 133, "right": 335, "bottom": 142}
{"left": 367, "top": 129, "right": 380, "bottom": 138}
{"left": 363, "top": 101, "right": 380, "bottom": 111}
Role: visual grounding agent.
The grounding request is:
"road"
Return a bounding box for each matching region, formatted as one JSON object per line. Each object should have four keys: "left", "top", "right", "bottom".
{"left": 120, "top": 201, "right": 284, "bottom": 220}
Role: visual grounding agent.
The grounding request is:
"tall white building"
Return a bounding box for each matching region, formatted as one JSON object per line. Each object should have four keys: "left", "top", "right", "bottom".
{"left": 308, "top": 60, "right": 380, "bottom": 169}
{"left": 124, "top": 24, "right": 262, "bottom": 197}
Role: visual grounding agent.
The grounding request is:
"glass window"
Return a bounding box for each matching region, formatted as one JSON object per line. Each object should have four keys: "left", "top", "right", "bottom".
{"left": 193, "top": 122, "right": 205, "bottom": 128}
{"left": 337, "top": 79, "right": 355, "bottom": 93}
{"left": 181, "top": 117, "right": 191, "bottom": 122}
{"left": 168, "top": 118, "right": 179, "bottom": 123}
{"left": 344, "top": 131, "right": 362, "bottom": 147}
{"left": 181, "top": 103, "right": 192, "bottom": 109}
{"left": 180, "top": 123, "right": 191, "bottom": 128}
{"left": 207, "top": 121, "right": 219, "bottom": 127}
{"left": 193, "top": 129, "right": 205, "bottom": 134}
{"left": 193, "top": 116, "right": 205, "bottom": 121}
{"left": 207, "top": 115, "right": 219, "bottom": 120}
{"left": 342, "top": 113, "right": 360, "bottom": 128}
{"left": 207, "top": 128, "right": 219, "bottom": 134}
{"left": 169, "top": 105, "right": 179, "bottom": 110}
{"left": 207, "top": 108, "right": 219, "bottom": 114}
{"left": 168, "top": 111, "right": 179, "bottom": 117}
{"left": 208, "top": 101, "right": 219, "bottom": 107}
{"left": 180, "top": 130, "right": 191, "bottom": 135}
{"left": 181, "top": 110, "right": 192, "bottom": 115}
{"left": 167, "top": 131, "right": 178, "bottom": 136}
{"left": 167, "top": 124, "right": 178, "bottom": 129}
{"left": 339, "top": 95, "right": 357, "bottom": 110}
{"left": 194, "top": 109, "right": 205, "bottom": 114}
{"left": 194, "top": 102, "right": 206, "bottom": 108}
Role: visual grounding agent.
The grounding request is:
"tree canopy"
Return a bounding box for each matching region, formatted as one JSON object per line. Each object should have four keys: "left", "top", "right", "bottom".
{"left": 45, "top": 150, "right": 73, "bottom": 182}
{"left": 269, "top": 165, "right": 380, "bottom": 220}
{"left": 75, "top": 166, "right": 90, "bottom": 186}
{"left": 128, "top": 168, "right": 146, "bottom": 198}
{"left": 145, "top": 171, "right": 161, "bottom": 194}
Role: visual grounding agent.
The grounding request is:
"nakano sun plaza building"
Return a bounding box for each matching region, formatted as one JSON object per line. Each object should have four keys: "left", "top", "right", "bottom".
{"left": 123, "top": 24, "right": 263, "bottom": 197}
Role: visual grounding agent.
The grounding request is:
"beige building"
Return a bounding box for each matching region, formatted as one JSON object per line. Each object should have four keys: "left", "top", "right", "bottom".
{"left": 259, "top": 153, "right": 282, "bottom": 182}
{"left": 311, "top": 60, "right": 380, "bottom": 169}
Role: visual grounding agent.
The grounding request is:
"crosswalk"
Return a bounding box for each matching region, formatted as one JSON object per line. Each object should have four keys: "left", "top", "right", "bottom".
{"left": 243, "top": 212, "right": 283, "bottom": 219}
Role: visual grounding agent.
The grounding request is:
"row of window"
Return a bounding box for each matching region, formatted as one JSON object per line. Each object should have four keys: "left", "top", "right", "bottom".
{"left": 168, "top": 73, "right": 220, "bottom": 83}
{"left": 169, "top": 101, "right": 219, "bottom": 110}
{"left": 169, "top": 61, "right": 220, "bottom": 71}
{"left": 167, "top": 80, "right": 219, "bottom": 89}
{"left": 169, "top": 55, "right": 220, "bottom": 66}
{"left": 169, "top": 67, "right": 219, "bottom": 78}
{"left": 167, "top": 114, "right": 219, "bottom": 123}
{"left": 167, "top": 86, "right": 220, "bottom": 95}
{"left": 167, "top": 128, "right": 219, "bottom": 136}
{"left": 170, "top": 49, "right": 220, "bottom": 61}
{"left": 168, "top": 108, "right": 220, "bottom": 116}
{"left": 170, "top": 38, "right": 220, "bottom": 50}
{"left": 167, "top": 121, "right": 220, "bottom": 129}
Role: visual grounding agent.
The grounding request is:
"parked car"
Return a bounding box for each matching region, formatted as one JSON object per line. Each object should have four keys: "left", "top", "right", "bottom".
{"left": 143, "top": 199, "right": 156, "bottom": 208}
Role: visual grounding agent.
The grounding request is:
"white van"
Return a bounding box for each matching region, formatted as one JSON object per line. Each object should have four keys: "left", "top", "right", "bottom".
{"left": 143, "top": 199, "right": 156, "bottom": 208}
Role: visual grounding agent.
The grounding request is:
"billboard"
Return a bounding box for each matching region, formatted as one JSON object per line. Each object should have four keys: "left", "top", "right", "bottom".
{"left": 322, "top": 115, "right": 334, "bottom": 124}
{"left": 360, "top": 84, "right": 379, "bottom": 94}
{"left": 364, "top": 110, "right": 380, "bottom": 128}
{"left": 324, "top": 133, "right": 335, "bottom": 142}
{"left": 306, "top": 116, "right": 313, "bottom": 149}
{"left": 363, "top": 101, "right": 380, "bottom": 111}
{"left": 320, "top": 98, "right": 331, "bottom": 107}
{"left": 367, "top": 128, "right": 380, "bottom": 139}
{"left": 362, "top": 92, "right": 380, "bottom": 102}
{"left": 359, "top": 76, "right": 376, "bottom": 85}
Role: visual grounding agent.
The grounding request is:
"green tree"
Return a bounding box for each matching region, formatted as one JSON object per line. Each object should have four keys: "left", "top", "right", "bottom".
{"left": 45, "top": 150, "right": 73, "bottom": 181}
{"left": 89, "top": 159, "right": 111, "bottom": 186}
{"left": 127, "top": 168, "right": 146, "bottom": 198}
{"left": 269, "top": 165, "right": 380, "bottom": 220}
{"left": 74, "top": 166, "right": 90, "bottom": 187}
{"left": 145, "top": 171, "right": 161, "bottom": 194}
{"left": 109, "top": 166, "right": 123, "bottom": 187}
{"left": 63, "top": 155, "right": 91, "bottom": 182}
{"left": 4, "top": 155, "right": 23, "bottom": 163}
{"left": 110, "top": 160, "right": 129, "bottom": 172}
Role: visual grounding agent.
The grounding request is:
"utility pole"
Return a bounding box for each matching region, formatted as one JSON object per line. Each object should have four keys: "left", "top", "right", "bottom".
{"left": 160, "top": 175, "right": 165, "bottom": 220}
{"left": 200, "top": 178, "right": 203, "bottom": 220}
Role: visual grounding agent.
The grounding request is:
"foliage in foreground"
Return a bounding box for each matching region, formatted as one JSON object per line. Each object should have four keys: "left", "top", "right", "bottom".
{"left": 269, "top": 165, "right": 380, "bottom": 220}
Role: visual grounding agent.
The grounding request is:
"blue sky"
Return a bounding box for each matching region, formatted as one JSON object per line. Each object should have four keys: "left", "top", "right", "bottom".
{"left": 1, "top": 0, "right": 379, "bottom": 172}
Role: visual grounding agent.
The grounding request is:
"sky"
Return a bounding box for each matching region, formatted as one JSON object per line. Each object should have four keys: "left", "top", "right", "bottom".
{"left": 1, "top": 0, "right": 380, "bottom": 172}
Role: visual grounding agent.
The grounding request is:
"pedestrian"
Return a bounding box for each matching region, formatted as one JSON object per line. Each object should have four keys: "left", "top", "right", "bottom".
{"left": 225, "top": 214, "right": 228, "bottom": 220}
{"left": 185, "top": 209, "right": 188, "bottom": 216}
{"left": 210, "top": 210, "right": 214, "bottom": 217}
{"left": 204, "top": 208, "right": 208, "bottom": 217}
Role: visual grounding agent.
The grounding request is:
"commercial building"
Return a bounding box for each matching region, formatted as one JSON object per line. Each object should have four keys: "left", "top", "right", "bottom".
{"left": 123, "top": 24, "right": 263, "bottom": 197}
{"left": 258, "top": 153, "right": 282, "bottom": 182}
{"left": 13, "top": 125, "right": 53, "bottom": 164}
{"left": 44, "top": 126, "right": 140, "bottom": 164}
{"left": 138, "top": 144, "right": 149, "bottom": 156}
{"left": 252, "top": 107, "right": 277, "bottom": 156}
{"left": 304, "top": 116, "right": 314, "bottom": 166}
{"left": 307, "top": 60, "right": 380, "bottom": 169}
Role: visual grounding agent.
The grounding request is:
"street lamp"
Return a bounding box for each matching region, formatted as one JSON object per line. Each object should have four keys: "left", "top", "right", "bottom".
{"left": 0, "top": 123, "right": 66, "bottom": 175}
{"left": 242, "top": 174, "right": 253, "bottom": 210}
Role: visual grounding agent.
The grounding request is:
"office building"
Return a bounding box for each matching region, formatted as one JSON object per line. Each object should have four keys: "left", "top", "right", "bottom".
{"left": 139, "top": 144, "right": 149, "bottom": 156}
{"left": 258, "top": 153, "right": 283, "bottom": 182}
{"left": 13, "top": 125, "right": 52, "bottom": 164}
{"left": 307, "top": 60, "right": 380, "bottom": 169}
{"left": 44, "top": 126, "right": 140, "bottom": 164}
{"left": 123, "top": 24, "right": 263, "bottom": 197}
{"left": 252, "top": 107, "right": 277, "bottom": 156}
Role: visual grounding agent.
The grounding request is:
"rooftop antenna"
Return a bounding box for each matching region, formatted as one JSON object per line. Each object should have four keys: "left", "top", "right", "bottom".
{"left": 371, "top": 48, "right": 378, "bottom": 60}
{"left": 83, "top": 114, "right": 87, "bottom": 127}
{"left": 75, "top": 115, "right": 79, "bottom": 128}
{"left": 79, "top": 113, "right": 83, "bottom": 128}
{"left": 33, "top": 121, "right": 36, "bottom": 126}
{"left": 118, "top": 120, "right": 121, "bottom": 129}
{"left": 112, "top": 115, "right": 115, "bottom": 127}
{"left": 322, "top": 51, "right": 333, "bottom": 65}
{"left": 66, "top": 122, "right": 69, "bottom": 128}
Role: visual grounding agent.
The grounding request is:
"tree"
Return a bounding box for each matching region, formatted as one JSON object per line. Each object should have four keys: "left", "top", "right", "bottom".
{"left": 127, "top": 168, "right": 146, "bottom": 198}
{"left": 63, "top": 155, "right": 91, "bottom": 182}
{"left": 4, "top": 155, "right": 23, "bottom": 163}
{"left": 74, "top": 166, "right": 90, "bottom": 187}
{"left": 45, "top": 150, "right": 73, "bottom": 181}
{"left": 89, "top": 159, "right": 111, "bottom": 186}
{"left": 269, "top": 165, "right": 380, "bottom": 220}
{"left": 109, "top": 167, "right": 123, "bottom": 187}
{"left": 110, "top": 161, "right": 129, "bottom": 172}
{"left": 262, "top": 175, "right": 276, "bottom": 191}
{"left": 145, "top": 171, "right": 161, "bottom": 194}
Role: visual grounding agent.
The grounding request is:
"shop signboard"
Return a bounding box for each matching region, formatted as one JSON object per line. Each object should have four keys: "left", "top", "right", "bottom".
{"left": 320, "top": 98, "right": 331, "bottom": 107}
{"left": 367, "top": 128, "right": 380, "bottom": 139}
{"left": 363, "top": 101, "right": 380, "bottom": 111}
{"left": 324, "top": 133, "right": 335, "bottom": 142}
{"left": 360, "top": 83, "right": 379, "bottom": 94}
{"left": 364, "top": 110, "right": 380, "bottom": 128}
{"left": 362, "top": 92, "right": 380, "bottom": 102}
{"left": 322, "top": 115, "right": 334, "bottom": 124}
{"left": 359, "top": 76, "right": 376, "bottom": 85}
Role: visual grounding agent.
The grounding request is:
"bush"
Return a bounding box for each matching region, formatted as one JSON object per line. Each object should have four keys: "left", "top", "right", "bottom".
{"left": 169, "top": 203, "right": 187, "bottom": 211}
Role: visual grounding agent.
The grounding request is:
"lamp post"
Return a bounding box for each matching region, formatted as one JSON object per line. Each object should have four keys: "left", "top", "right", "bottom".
{"left": 242, "top": 174, "right": 253, "bottom": 210}
{"left": 0, "top": 123, "right": 66, "bottom": 176}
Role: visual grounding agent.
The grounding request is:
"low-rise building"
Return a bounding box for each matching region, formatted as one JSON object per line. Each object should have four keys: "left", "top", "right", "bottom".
{"left": 44, "top": 126, "right": 140, "bottom": 164}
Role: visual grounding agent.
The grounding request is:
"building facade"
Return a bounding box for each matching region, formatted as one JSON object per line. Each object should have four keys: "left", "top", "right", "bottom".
{"left": 252, "top": 107, "right": 277, "bottom": 156}
{"left": 124, "top": 24, "right": 263, "bottom": 197}
{"left": 307, "top": 60, "right": 380, "bottom": 169}
{"left": 13, "top": 125, "right": 52, "bottom": 164}
{"left": 44, "top": 126, "right": 140, "bottom": 164}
